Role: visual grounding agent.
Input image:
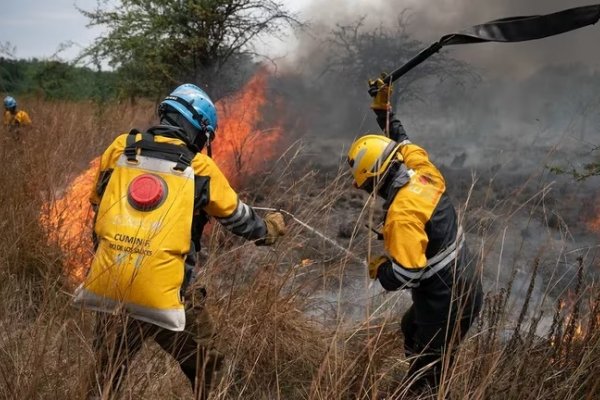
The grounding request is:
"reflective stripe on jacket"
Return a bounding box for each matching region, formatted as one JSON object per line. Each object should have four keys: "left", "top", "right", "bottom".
{"left": 79, "top": 129, "right": 268, "bottom": 330}
{"left": 90, "top": 131, "right": 267, "bottom": 240}
{"left": 375, "top": 111, "right": 482, "bottom": 325}
{"left": 379, "top": 142, "right": 462, "bottom": 289}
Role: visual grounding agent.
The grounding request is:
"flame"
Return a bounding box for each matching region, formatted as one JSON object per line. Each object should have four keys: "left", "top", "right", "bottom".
{"left": 556, "top": 291, "right": 586, "bottom": 347}
{"left": 575, "top": 321, "right": 583, "bottom": 338}
{"left": 301, "top": 259, "right": 314, "bottom": 268}
{"left": 587, "top": 214, "right": 600, "bottom": 234}
{"left": 40, "top": 159, "right": 98, "bottom": 281}
{"left": 563, "top": 314, "right": 585, "bottom": 341}
{"left": 41, "top": 69, "right": 283, "bottom": 280}
{"left": 213, "top": 68, "right": 282, "bottom": 185}
{"left": 585, "top": 200, "right": 600, "bottom": 234}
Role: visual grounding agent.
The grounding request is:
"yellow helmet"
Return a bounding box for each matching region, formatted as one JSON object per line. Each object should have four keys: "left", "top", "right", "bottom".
{"left": 347, "top": 134, "right": 402, "bottom": 189}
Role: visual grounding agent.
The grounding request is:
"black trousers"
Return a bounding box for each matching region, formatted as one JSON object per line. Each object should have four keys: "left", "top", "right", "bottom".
{"left": 88, "top": 295, "right": 222, "bottom": 400}
{"left": 400, "top": 283, "right": 483, "bottom": 394}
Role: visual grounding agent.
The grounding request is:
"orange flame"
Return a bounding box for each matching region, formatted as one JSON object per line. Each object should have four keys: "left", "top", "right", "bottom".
{"left": 587, "top": 214, "right": 600, "bottom": 234}
{"left": 41, "top": 69, "right": 283, "bottom": 280}
{"left": 585, "top": 199, "right": 600, "bottom": 234}
{"left": 39, "top": 159, "right": 98, "bottom": 281}
{"left": 213, "top": 68, "right": 282, "bottom": 185}
{"left": 301, "top": 259, "right": 315, "bottom": 268}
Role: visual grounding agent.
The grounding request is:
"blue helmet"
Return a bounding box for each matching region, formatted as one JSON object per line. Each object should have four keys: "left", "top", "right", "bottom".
{"left": 4, "top": 96, "right": 16, "bottom": 109}
{"left": 159, "top": 84, "right": 218, "bottom": 135}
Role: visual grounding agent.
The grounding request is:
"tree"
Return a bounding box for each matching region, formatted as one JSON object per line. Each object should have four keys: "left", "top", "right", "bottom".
{"left": 0, "top": 57, "right": 117, "bottom": 101}
{"left": 276, "top": 15, "right": 475, "bottom": 139}
{"left": 79, "top": 0, "right": 299, "bottom": 99}
{"left": 322, "top": 16, "right": 475, "bottom": 103}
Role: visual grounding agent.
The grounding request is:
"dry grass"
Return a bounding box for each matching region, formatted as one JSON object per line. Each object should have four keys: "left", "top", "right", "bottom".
{"left": 0, "top": 98, "right": 599, "bottom": 399}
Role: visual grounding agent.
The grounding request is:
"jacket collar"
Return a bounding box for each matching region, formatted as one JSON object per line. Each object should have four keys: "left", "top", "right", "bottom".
{"left": 381, "top": 162, "right": 413, "bottom": 211}
{"left": 147, "top": 124, "right": 200, "bottom": 153}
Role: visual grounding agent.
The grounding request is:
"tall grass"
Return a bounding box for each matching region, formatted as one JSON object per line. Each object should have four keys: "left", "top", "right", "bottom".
{"left": 0, "top": 98, "right": 598, "bottom": 399}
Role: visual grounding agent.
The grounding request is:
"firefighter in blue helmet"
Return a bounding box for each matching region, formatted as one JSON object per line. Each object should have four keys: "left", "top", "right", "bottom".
{"left": 3, "top": 96, "right": 31, "bottom": 129}
{"left": 79, "top": 83, "right": 286, "bottom": 399}
{"left": 347, "top": 78, "right": 483, "bottom": 396}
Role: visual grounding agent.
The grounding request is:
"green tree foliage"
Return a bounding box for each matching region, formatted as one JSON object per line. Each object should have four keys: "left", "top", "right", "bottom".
{"left": 79, "top": 0, "right": 298, "bottom": 99}
{"left": 0, "top": 58, "right": 26, "bottom": 94}
{"left": 0, "top": 57, "right": 117, "bottom": 101}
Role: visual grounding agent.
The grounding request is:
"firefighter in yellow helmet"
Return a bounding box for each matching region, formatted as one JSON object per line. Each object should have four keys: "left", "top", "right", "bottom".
{"left": 3, "top": 96, "right": 32, "bottom": 130}
{"left": 76, "top": 84, "right": 285, "bottom": 399}
{"left": 348, "top": 78, "right": 482, "bottom": 395}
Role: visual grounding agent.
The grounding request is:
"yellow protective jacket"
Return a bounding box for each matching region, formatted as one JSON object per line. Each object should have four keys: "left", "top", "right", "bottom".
{"left": 75, "top": 126, "right": 267, "bottom": 331}
{"left": 3, "top": 110, "right": 31, "bottom": 127}
{"left": 375, "top": 110, "right": 481, "bottom": 324}
{"left": 380, "top": 143, "right": 463, "bottom": 288}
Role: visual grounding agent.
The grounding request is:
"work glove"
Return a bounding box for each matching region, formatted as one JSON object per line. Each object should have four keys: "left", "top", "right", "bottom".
{"left": 262, "top": 212, "right": 286, "bottom": 245}
{"left": 368, "top": 73, "right": 393, "bottom": 111}
{"left": 367, "top": 255, "right": 390, "bottom": 280}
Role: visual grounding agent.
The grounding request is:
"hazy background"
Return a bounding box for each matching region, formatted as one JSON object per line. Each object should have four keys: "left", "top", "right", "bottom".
{"left": 2, "top": 0, "right": 599, "bottom": 308}
{"left": 3, "top": 0, "right": 600, "bottom": 73}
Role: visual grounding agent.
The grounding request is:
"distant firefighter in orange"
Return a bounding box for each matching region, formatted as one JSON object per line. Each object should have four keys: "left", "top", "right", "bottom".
{"left": 3, "top": 96, "right": 31, "bottom": 130}
{"left": 74, "top": 83, "right": 286, "bottom": 399}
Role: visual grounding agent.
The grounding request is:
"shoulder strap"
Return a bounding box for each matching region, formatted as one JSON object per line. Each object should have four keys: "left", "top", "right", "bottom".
{"left": 191, "top": 175, "right": 211, "bottom": 250}
{"left": 124, "top": 129, "right": 141, "bottom": 162}
{"left": 124, "top": 128, "right": 195, "bottom": 171}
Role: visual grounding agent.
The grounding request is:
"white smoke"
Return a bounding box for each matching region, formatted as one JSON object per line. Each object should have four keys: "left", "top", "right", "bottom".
{"left": 298, "top": 0, "right": 600, "bottom": 77}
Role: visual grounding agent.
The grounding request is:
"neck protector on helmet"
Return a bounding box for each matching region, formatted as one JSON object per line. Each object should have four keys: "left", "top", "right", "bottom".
{"left": 159, "top": 112, "right": 212, "bottom": 156}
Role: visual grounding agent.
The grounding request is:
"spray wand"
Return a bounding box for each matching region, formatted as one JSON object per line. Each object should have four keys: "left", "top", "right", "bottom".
{"left": 253, "top": 207, "right": 367, "bottom": 267}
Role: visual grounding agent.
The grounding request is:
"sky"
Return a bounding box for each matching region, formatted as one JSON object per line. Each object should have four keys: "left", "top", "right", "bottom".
{"left": 0, "top": 0, "right": 103, "bottom": 60}
{"left": 0, "top": 0, "right": 312, "bottom": 61}
{"left": 2, "top": 0, "right": 600, "bottom": 76}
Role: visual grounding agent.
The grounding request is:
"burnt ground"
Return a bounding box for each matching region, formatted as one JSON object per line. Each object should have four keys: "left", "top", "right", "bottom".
{"left": 240, "top": 129, "right": 600, "bottom": 332}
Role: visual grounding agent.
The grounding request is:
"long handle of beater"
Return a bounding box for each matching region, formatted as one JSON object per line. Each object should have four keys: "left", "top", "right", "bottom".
{"left": 376, "top": 4, "right": 600, "bottom": 87}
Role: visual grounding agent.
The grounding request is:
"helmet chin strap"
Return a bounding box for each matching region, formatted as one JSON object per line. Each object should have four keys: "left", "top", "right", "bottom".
{"left": 205, "top": 131, "right": 212, "bottom": 158}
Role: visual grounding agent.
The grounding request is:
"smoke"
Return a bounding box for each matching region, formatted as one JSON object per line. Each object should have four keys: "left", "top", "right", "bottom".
{"left": 298, "top": 0, "right": 600, "bottom": 76}
{"left": 275, "top": 0, "right": 600, "bottom": 170}
{"left": 266, "top": 0, "right": 600, "bottom": 312}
